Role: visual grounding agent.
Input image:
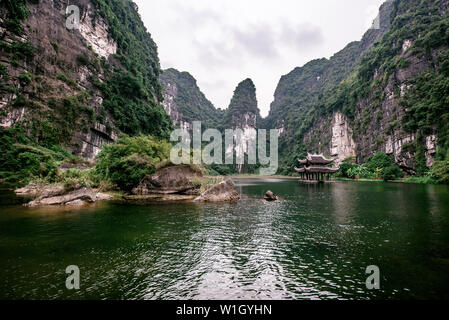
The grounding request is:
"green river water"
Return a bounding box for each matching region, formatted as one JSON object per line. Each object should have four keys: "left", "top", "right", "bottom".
{"left": 1, "top": 178, "right": 449, "bottom": 300}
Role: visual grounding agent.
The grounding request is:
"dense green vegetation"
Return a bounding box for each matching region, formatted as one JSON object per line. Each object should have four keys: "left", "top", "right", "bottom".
{"left": 272, "top": 0, "right": 449, "bottom": 179}
{"left": 268, "top": 30, "right": 387, "bottom": 175}
{"left": 346, "top": 0, "right": 449, "bottom": 178}
{"left": 0, "top": 0, "right": 174, "bottom": 188}
{"left": 159, "top": 68, "right": 223, "bottom": 129}
{"left": 401, "top": 49, "right": 449, "bottom": 153}
{"left": 92, "top": 0, "right": 162, "bottom": 100}
{"left": 224, "top": 78, "right": 260, "bottom": 126}
{"left": 91, "top": 0, "right": 173, "bottom": 137}
{"left": 93, "top": 135, "right": 172, "bottom": 191}
{"left": 0, "top": 127, "right": 80, "bottom": 187}
{"left": 335, "top": 153, "right": 403, "bottom": 181}
{"left": 335, "top": 152, "right": 449, "bottom": 184}
{"left": 0, "top": 130, "right": 175, "bottom": 191}
{"left": 99, "top": 71, "right": 173, "bottom": 137}
{"left": 340, "top": 1, "right": 449, "bottom": 144}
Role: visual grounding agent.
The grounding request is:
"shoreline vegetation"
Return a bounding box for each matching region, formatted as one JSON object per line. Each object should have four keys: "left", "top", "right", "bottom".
{"left": 1, "top": 128, "right": 448, "bottom": 206}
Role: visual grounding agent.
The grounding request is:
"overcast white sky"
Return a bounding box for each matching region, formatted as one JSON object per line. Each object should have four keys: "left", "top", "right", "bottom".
{"left": 134, "top": 0, "right": 385, "bottom": 117}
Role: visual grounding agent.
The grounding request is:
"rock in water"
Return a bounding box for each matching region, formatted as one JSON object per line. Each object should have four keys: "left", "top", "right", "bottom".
{"left": 95, "top": 193, "right": 113, "bottom": 201}
{"left": 264, "top": 190, "right": 278, "bottom": 201}
{"left": 26, "top": 187, "right": 97, "bottom": 207}
{"left": 15, "top": 183, "right": 66, "bottom": 199}
{"left": 194, "top": 179, "right": 240, "bottom": 202}
{"left": 132, "top": 165, "right": 203, "bottom": 195}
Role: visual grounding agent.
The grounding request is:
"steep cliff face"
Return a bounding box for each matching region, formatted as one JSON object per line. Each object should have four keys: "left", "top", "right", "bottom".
{"left": 269, "top": 0, "right": 449, "bottom": 175}
{"left": 265, "top": 0, "right": 394, "bottom": 134}
{"left": 330, "top": 112, "right": 357, "bottom": 165}
{"left": 265, "top": 1, "right": 394, "bottom": 173}
{"left": 225, "top": 79, "right": 260, "bottom": 129}
{"left": 302, "top": 111, "right": 356, "bottom": 166}
{"left": 224, "top": 79, "right": 260, "bottom": 173}
{"left": 159, "top": 68, "right": 223, "bottom": 131}
{"left": 0, "top": 0, "right": 172, "bottom": 160}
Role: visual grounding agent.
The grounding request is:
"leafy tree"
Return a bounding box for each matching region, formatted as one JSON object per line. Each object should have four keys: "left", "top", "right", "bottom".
{"left": 431, "top": 161, "right": 449, "bottom": 184}
{"left": 94, "top": 136, "right": 172, "bottom": 191}
{"left": 383, "top": 165, "right": 404, "bottom": 181}
{"left": 0, "top": 127, "right": 72, "bottom": 187}
{"left": 365, "top": 153, "right": 394, "bottom": 172}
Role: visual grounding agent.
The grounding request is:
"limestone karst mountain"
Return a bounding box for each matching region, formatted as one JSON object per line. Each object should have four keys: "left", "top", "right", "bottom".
{"left": 1, "top": 0, "right": 449, "bottom": 179}
{"left": 265, "top": 0, "right": 449, "bottom": 175}
{"left": 224, "top": 78, "right": 261, "bottom": 174}
{"left": 159, "top": 68, "right": 223, "bottom": 131}
{"left": 0, "top": 0, "right": 172, "bottom": 160}
{"left": 224, "top": 78, "right": 261, "bottom": 130}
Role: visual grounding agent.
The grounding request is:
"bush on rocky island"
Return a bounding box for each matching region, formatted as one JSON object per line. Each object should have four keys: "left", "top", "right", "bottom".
{"left": 93, "top": 135, "right": 172, "bottom": 191}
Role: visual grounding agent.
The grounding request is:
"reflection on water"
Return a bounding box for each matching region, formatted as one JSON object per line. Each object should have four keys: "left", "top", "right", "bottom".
{"left": 0, "top": 179, "right": 449, "bottom": 300}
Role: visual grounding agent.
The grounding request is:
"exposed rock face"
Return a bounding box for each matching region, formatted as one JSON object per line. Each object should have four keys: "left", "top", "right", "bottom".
{"left": 301, "top": 112, "right": 356, "bottom": 167}
{"left": 194, "top": 179, "right": 240, "bottom": 203}
{"left": 78, "top": 3, "right": 117, "bottom": 58}
{"left": 132, "top": 165, "right": 203, "bottom": 195}
{"left": 349, "top": 27, "right": 443, "bottom": 173}
{"left": 425, "top": 135, "right": 438, "bottom": 168}
{"left": 0, "top": 0, "right": 120, "bottom": 160}
{"left": 1, "top": 0, "right": 168, "bottom": 161}
{"left": 384, "top": 133, "right": 417, "bottom": 173}
{"left": 225, "top": 79, "right": 261, "bottom": 173}
{"left": 79, "top": 122, "right": 118, "bottom": 160}
{"left": 265, "top": 1, "right": 393, "bottom": 134}
{"left": 231, "top": 113, "right": 258, "bottom": 173}
{"left": 330, "top": 112, "right": 356, "bottom": 165}
{"left": 268, "top": 0, "right": 448, "bottom": 174}
{"left": 226, "top": 79, "right": 260, "bottom": 126}
{"left": 95, "top": 192, "right": 112, "bottom": 201}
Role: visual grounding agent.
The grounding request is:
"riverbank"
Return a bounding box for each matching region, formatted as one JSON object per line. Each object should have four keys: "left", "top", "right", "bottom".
{"left": 223, "top": 174, "right": 300, "bottom": 180}
{"left": 334, "top": 176, "right": 442, "bottom": 185}
{"left": 228, "top": 174, "right": 444, "bottom": 185}
{"left": 12, "top": 167, "right": 242, "bottom": 207}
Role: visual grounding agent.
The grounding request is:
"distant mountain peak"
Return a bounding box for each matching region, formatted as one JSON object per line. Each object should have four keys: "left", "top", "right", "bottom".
{"left": 228, "top": 78, "right": 260, "bottom": 116}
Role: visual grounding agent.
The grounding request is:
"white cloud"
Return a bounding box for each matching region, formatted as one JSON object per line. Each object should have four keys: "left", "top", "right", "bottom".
{"left": 135, "top": 0, "right": 385, "bottom": 117}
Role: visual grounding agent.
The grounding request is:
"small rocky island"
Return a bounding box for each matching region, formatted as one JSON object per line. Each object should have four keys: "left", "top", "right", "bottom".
{"left": 264, "top": 190, "right": 278, "bottom": 201}
{"left": 15, "top": 165, "right": 240, "bottom": 207}
{"left": 15, "top": 184, "right": 112, "bottom": 207}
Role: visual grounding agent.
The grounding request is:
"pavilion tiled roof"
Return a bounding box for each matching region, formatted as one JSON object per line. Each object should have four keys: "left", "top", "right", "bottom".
{"left": 298, "top": 154, "right": 335, "bottom": 166}
{"left": 295, "top": 166, "right": 339, "bottom": 174}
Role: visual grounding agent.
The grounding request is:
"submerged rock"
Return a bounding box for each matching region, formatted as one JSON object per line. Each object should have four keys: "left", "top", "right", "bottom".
{"left": 124, "top": 194, "right": 196, "bottom": 202}
{"left": 15, "top": 183, "right": 66, "bottom": 199}
{"left": 65, "top": 199, "right": 88, "bottom": 206}
{"left": 95, "top": 192, "right": 113, "bottom": 201}
{"left": 132, "top": 165, "right": 203, "bottom": 195}
{"left": 26, "top": 187, "right": 97, "bottom": 207}
{"left": 194, "top": 179, "right": 240, "bottom": 202}
{"left": 264, "top": 190, "right": 278, "bottom": 201}
{"left": 16, "top": 183, "right": 113, "bottom": 206}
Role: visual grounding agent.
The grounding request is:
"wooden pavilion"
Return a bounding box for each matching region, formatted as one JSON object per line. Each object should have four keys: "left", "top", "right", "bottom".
{"left": 294, "top": 154, "right": 339, "bottom": 182}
